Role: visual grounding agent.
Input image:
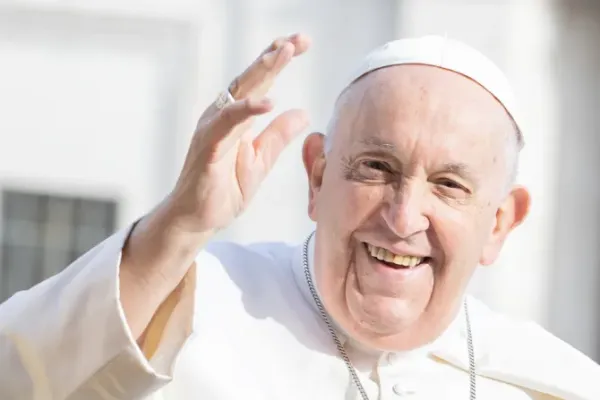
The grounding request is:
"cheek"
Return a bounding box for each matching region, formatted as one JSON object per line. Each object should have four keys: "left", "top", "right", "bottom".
{"left": 315, "top": 179, "right": 385, "bottom": 289}
{"left": 429, "top": 204, "right": 483, "bottom": 270}
{"left": 429, "top": 202, "right": 497, "bottom": 293}
{"left": 318, "top": 182, "right": 381, "bottom": 259}
{"left": 321, "top": 179, "right": 385, "bottom": 230}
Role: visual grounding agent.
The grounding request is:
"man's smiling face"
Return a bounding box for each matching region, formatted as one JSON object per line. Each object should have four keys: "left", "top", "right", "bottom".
{"left": 302, "top": 64, "right": 530, "bottom": 351}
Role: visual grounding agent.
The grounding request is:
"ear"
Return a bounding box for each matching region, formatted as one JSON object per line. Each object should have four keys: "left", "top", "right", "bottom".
{"left": 480, "top": 185, "right": 531, "bottom": 266}
{"left": 302, "top": 132, "right": 326, "bottom": 222}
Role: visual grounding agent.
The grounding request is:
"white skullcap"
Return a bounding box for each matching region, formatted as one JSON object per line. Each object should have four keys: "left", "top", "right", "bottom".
{"left": 344, "top": 35, "right": 523, "bottom": 145}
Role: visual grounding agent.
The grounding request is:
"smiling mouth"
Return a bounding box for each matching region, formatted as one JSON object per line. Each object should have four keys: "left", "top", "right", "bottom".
{"left": 364, "top": 243, "right": 431, "bottom": 269}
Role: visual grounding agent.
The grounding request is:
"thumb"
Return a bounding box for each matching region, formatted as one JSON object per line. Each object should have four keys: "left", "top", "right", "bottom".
{"left": 235, "top": 109, "right": 309, "bottom": 201}
{"left": 252, "top": 109, "right": 309, "bottom": 176}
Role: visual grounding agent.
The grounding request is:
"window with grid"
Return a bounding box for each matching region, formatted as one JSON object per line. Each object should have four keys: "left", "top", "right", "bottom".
{"left": 0, "top": 190, "right": 117, "bottom": 301}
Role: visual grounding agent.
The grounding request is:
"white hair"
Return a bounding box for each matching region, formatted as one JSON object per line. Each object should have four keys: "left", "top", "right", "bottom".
{"left": 504, "top": 119, "right": 523, "bottom": 186}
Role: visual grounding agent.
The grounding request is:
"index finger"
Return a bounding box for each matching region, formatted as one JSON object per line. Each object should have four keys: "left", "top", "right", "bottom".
{"left": 259, "top": 33, "right": 310, "bottom": 58}
{"left": 229, "top": 33, "right": 311, "bottom": 100}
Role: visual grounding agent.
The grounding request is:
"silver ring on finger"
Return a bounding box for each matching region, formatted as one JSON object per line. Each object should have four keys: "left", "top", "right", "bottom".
{"left": 215, "top": 89, "right": 235, "bottom": 110}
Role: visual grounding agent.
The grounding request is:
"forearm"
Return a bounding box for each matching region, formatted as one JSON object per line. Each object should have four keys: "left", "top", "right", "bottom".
{"left": 119, "top": 199, "right": 213, "bottom": 340}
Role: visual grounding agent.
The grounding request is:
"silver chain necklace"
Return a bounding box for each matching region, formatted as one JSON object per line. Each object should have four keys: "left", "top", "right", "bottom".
{"left": 301, "top": 233, "right": 477, "bottom": 400}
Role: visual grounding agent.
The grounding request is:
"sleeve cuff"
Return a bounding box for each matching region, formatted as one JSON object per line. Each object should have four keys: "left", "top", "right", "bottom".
{"left": 74, "top": 224, "right": 197, "bottom": 398}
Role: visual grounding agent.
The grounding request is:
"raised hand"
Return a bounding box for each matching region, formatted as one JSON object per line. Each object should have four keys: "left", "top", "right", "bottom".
{"left": 168, "top": 34, "right": 311, "bottom": 235}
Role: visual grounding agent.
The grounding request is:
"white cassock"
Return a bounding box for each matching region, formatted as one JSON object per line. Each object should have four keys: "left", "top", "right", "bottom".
{"left": 0, "top": 224, "right": 599, "bottom": 400}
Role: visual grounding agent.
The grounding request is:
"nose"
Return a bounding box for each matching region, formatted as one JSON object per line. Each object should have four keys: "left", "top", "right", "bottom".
{"left": 382, "top": 181, "right": 430, "bottom": 238}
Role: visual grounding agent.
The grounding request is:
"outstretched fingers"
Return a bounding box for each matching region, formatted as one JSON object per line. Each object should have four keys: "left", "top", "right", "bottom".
{"left": 238, "top": 109, "right": 309, "bottom": 194}
{"left": 201, "top": 97, "right": 273, "bottom": 157}
{"left": 251, "top": 110, "right": 308, "bottom": 179}
{"left": 228, "top": 33, "right": 311, "bottom": 101}
{"left": 198, "top": 32, "right": 311, "bottom": 139}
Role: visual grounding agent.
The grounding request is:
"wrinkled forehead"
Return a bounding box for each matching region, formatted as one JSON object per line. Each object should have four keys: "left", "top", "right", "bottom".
{"left": 331, "top": 65, "right": 514, "bottom": 155}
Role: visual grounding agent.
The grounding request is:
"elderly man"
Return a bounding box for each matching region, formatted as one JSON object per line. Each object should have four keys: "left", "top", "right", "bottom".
{"left": 0, "top": 33, "right": 598, "bottom": 400}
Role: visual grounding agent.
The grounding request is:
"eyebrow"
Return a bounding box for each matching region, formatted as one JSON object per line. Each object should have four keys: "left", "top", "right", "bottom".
{"left": 358, "top": 137, "right": 396, "bottom": 150}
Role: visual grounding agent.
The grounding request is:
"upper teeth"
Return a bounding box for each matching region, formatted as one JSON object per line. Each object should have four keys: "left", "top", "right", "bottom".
{"left": 367, "top": 244, "right": 422, "bottom": 268}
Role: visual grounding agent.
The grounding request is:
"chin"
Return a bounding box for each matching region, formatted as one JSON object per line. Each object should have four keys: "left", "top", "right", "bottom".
{"left": 338, "top": 240, "right": 434, "bottom": 333}
{"left": 347, "top": 294, "right": 424, "bottom": 336}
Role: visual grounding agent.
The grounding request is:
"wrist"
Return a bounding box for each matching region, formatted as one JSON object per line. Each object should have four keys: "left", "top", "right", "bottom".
{"left": 153, "top": 193, "right": 217, "bottom": 247}
{"left": 121, "top": 198, "right": 213, "bottom": 289}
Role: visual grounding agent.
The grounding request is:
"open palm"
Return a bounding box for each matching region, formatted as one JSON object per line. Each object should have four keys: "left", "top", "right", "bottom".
{"left": 169, "top": 35, "right": 310, "bottom": 234}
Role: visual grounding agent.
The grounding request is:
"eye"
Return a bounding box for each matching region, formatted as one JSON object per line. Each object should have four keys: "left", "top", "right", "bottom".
{"left": 362, "top": 160, "right": 392, "bottom": 172}
{"left": 439, "top": 179, "right": 464, "bottom": 189}
{"left": 435, "top": 178, "right": 470, "bottom": 195}
{"left": 344, "top": 159, "right": 395, "bottom": 183}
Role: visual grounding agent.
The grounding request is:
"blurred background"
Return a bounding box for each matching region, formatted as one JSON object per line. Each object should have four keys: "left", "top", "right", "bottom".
{"left": 0, "top": 0, "right": 598, "bottom": 362}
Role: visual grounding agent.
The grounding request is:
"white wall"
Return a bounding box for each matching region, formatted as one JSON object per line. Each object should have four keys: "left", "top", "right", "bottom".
{"left": 546, "top": 0, "right": 600, "bottom": 360}
{"left": 0, "top": 7, "right": 198, "bottom": 227}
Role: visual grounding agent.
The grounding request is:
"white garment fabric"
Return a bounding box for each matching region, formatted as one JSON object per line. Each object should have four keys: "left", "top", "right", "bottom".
{"left": 0, "top": 224, "right": 599, "bottom": 399}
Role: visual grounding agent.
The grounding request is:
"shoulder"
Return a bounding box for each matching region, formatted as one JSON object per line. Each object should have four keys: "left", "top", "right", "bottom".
{"left": 189, "top": 239, "right": 315, "bottom": 340}
{"left": 194, "top": 239, "right": 302, "bottom": 294}
{"left": 200, "top": 240, "right": 299, "bottom": 279}
{"left": 203, "top": 240, "right": 297, "bottom": 266}
{"left": 468, "top": 296, "right": 594, "bottom": 362}
{"left": 467, "top": 296, "right": 600, "bottom": 399}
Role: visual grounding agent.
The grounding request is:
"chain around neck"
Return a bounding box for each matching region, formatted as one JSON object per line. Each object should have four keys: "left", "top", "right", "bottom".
{"left": 301, "top": 232, "right": 476, "bottom": 400}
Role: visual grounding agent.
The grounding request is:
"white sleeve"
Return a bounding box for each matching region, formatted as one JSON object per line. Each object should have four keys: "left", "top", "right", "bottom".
{"left": 0, "top": 224, "right": 196, "bottom": 400}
